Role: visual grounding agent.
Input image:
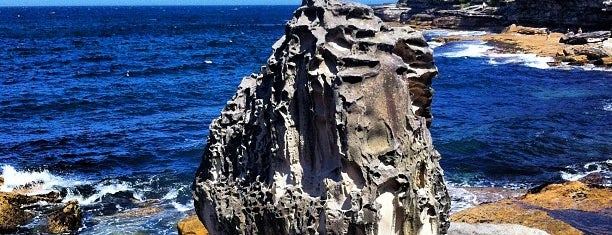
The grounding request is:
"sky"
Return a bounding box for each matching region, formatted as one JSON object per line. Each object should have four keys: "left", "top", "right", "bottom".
{"left": 0, "top": 0, "right": 393, "bottom": 6}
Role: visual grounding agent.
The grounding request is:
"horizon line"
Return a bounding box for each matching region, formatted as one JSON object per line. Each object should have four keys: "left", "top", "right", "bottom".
{"left": 0, "top": 4, "right": 305, "bottom": 7}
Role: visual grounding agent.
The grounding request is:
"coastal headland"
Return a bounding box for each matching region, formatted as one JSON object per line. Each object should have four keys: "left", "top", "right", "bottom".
{"left": 430, "top": 24, "right": 612, "bottom": 67}
{"left": 376, "top": 0, "right": 612, "bottom": 68}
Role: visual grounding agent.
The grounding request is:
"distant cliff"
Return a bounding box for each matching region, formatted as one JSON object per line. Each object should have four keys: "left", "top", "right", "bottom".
{"left": 388, "top": 0, "right": 612, "bottom": 30}
{"left": 504, "top": 0, "right": 612, "bottom": 30}
{"left": 193, "top": 0, "right": 450, "bottom": 234}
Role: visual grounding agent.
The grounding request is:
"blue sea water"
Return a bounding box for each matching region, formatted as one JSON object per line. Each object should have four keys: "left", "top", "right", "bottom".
{"left": 0, "top": 6, "right": 610, "bottom": 234}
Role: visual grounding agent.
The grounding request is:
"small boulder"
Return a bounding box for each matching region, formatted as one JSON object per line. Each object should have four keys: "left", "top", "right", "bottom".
{"left": 47, "top": 200, "right": 82, "bottom": 234}
{"left": 177, "top": 215, "right": 208, "bottom": 235}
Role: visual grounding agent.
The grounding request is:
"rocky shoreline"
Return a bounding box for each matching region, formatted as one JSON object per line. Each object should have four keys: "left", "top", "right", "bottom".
{"left": 0, "top": 177, "right": 82, "bottom": 234}
{"left": 452, "top": 181, "right": 612, "bottom": 235}
{"left": 429, "top": 24, "right": 612, "bottom": 68}
{"left": 176, "top": 180, "right": 612, "bottom": 235}
{"left": 374, "top": 0, "right": 612, "bottom": 68}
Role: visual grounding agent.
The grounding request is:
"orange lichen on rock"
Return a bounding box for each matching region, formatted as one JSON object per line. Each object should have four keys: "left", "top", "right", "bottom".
{"left": 177, "top": 215, "right": 208, "bottom": 235}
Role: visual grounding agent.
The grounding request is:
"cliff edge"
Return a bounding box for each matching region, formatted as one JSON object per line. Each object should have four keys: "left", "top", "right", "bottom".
{"left": 193, "top": 0, "right": 450, "bottom": 234}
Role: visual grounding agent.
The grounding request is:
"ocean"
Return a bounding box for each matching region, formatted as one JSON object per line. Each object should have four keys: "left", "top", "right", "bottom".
{"left": 0, "top": 6, "right": 610, "bottom": 234}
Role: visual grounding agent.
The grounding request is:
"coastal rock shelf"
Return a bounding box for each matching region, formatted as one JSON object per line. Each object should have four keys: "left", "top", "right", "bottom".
{"left": 192, "top": 0, "right": 450, "bottom": 234}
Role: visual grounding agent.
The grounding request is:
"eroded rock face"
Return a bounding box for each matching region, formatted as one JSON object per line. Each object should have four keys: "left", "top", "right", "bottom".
{"left": 193, "top": 0, "right": 450, "bottom": 234}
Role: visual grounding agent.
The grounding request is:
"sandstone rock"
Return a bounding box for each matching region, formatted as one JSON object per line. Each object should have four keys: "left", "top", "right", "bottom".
{"left": 521, "top": 181, "right": 612, "bottom": 212}
{"left": 559, "top": 31, "right": 611, "bottom": 45}
{"left": 193, "top": 0, "right": 450, "bottom": 234}
{"left": 451, "top": 181, "right": 612, "bottom": 235}
{"left": 563, "top": 42, "right": 612, "bottom": 60}
{"left": 116, "top": 206, "right": 163, "bottom": 218}
{"left": 562, "top": 55, "right": 589, "bottom": 65}
{"left": 178, "top": 215, "right": 209, "bottom": 235}
{"left": 0, "top": 176, "right": 4, "bottom": 187}
{"left": 448, "top": 222, "right": 550, "bottom": 235}
{"left": 0, "top": 193, "right": 35, "bottom": 233}
{"left": 47, "top": 200, "right": 83, "bottom": 234}
{"left": 451, "top": 200, "right": 582, "bottom": 235}
{"left": 372, "top": 4, "right": 410, "bottom": 22}
{"left": 502, "top": 24, "right": 547, "bottom": 35}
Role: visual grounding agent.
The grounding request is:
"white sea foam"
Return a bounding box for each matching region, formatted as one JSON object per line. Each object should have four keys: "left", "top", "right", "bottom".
{"left": 424, "top": 29, "right": 487, "bottom": 39}
{"left": 604, "top": 101, "right": 612, "bottom": 112}
{"left": 561, "top": 159, "right": 612, "bottom": 186}
{"left": 447, "top": 186, "right": 478, "bottom": 213}
{"left": 436, "top": 40, "right": 553, "bottom": 69}
{"left": 427, "top": 41, "right": 443, "bottom": 49}
{"left": 171, "top": 202, "right": 193, "bottom": 212}
{"left": 63, "top": 182, "right": 143, "bottom": 205}
{"left": 161, "top": 188, "right": 179, "bottom": 200}
{"left": 438, "top": 41, "right": 494, "bottom": 58}
{"left": 488, "top": 53, "right": 553, "bottom": 69}
{"left": 0, "top": 165, "right": 87, "bottom": 194}
{"left": 204, "top": 60, "right": 213, "bottom": 64}
{"left": 578, "top": 64, "right": 612, "bottom": 72}
{"left": 445, "top": 30, "right": 487, "bottom": 37}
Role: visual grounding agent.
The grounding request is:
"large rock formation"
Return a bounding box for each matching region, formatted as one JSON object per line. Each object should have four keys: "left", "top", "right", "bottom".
{"left": 192, "top": 0, "right": 450, "bottom": 234}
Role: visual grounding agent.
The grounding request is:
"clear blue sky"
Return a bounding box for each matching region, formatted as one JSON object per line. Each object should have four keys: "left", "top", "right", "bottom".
{"left": 0, "top": 0, "right": 393, "bottom": 6}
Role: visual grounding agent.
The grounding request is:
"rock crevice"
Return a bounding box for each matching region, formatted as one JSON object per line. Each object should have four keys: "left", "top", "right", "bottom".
{"left": 193, "top": 0, "right": 450, "bottom": 234}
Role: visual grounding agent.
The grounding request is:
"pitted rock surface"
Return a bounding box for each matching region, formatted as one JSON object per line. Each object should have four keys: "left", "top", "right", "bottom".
{"left": 193, "top": 0, "right": 450, "bottom": 234}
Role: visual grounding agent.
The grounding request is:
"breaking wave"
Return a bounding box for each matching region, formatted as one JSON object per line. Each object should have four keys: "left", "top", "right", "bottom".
{"left": 561, "top": 160, "right": 612, "bottom": 186}
{"left": 435, "top": 40, "right": 553, "bottom": 69}
{"left": 0, "top": 164, "right": 88, "bottom": 194}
